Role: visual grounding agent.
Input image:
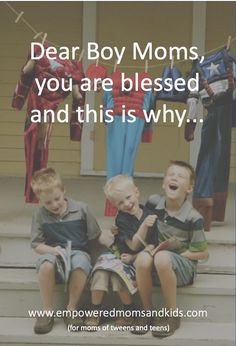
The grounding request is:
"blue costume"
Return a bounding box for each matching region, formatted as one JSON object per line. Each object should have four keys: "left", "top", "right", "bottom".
{"left": 185, "top": 47, "right": 235, "bottom": 231}
{"left": 103, "top": 71, "right": 154, "bottom": 215}
{"left": 155, "top": 65, "right": 188, "bottom": 103}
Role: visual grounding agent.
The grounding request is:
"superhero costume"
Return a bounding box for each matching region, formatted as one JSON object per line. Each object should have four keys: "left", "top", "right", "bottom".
{"left": 12, "top": 43, "right": 84, "bottom": 202}
{"left": 103, "top": 70, "right": 154, "bottom": 216}
{"left": 70, "top": 60, "right": 86, "bottom": 141}
{"left": 185, "top": 47, "right": 235, "bottom": 231}
{"left": 155, "top": 65, "right": 188, "bottom": 103}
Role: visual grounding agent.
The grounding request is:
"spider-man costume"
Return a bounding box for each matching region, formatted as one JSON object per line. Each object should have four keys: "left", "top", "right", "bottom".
{"left": 12, "top": 43, "right": 84, "bottom": 202}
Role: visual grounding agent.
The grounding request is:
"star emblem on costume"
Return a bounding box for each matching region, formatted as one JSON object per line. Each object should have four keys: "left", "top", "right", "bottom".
{"left": 206, "top": 62, "right": 220, "bottom": 77}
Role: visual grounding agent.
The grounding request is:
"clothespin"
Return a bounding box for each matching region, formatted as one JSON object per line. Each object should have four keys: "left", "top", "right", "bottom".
{"left": 42, "top": 33, "right": 47, "bottom": 45}
{"left": 33, "top": 32, "right": 43, "bottom": 40}
{"left": 113, "top": 59, "right": 118, "bottom": 73}
{"left": 145, "top": 60, "right": 148, "bottom": 73}
{"left": 79, "top": 49, "right": 85, "bottom": 62}
{"left": 15, "top": 11, "right": 24, "bottom": 23}
{"left": 96, "top": 57, "right": 99, "bottom": 67}
{"left": 171, "top": 56, "right": 174, "bottom": 69}
{"left": 226, "top": 35, "right": 231, "bottom": 50}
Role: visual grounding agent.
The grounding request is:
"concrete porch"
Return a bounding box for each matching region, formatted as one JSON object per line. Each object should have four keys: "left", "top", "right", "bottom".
{"left": 0, "top": 176, "right": 235, "bottom": 345}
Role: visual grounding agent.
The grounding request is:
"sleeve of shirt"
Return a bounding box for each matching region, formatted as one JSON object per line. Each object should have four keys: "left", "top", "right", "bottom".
{"left": 115, "top": 213, "right": 134, "bottom": 242}
{"left": 83, "top": 204, "right": 101, "bottom": 241}
{"left": 188, "top": 211, "right": 208, "bottom": 252}
{"left": 187, "top": 69, "right": 200, "bottom": 121}
{"left": 187, "top": 96, "right": 199, "bottom": 120}
{"left": 31, "top": 209, "right": 45, "bottom": 249}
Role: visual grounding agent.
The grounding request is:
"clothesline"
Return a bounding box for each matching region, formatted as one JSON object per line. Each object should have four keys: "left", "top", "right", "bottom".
{"left": 4, "top": 1, "right": 236, "bottom": 69}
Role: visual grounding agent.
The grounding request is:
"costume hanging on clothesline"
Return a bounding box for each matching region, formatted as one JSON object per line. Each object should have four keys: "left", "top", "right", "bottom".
{"left": 86, "top": 63, "right": 107, "bottom": 82}
{"left": 12, "top": 43, "right": 84, "bottom": 202}
{"left": 155, "top": 65, "right": 189, "bottom": 103}
{"left": 103, "top": 70, "right": 154, "bottom": 216}
{"left": 70, "top": 60, "right": 86, "bottom": 141}
{"left": 185, "top": 47, "right": 236, "bottom": 231}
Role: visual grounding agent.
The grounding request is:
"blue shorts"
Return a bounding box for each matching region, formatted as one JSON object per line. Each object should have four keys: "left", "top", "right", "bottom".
{"left": 36, "top": 250, "right": 92, "bottom": 283}
{"left": 153, "top": 251, "right": 195, "bottom": 287}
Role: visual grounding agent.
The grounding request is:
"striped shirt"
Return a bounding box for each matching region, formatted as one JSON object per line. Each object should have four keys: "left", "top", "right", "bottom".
{"left": 146, "top": 194, "right": 208, "bottom": 254}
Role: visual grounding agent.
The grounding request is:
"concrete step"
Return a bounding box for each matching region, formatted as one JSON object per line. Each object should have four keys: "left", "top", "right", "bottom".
{"left": 0, "top": 233, "right": 38, "bottom": 267}
{"left": 0, "top": 317, "right": 234, "bottom": 346}
{"left": 197, "top": 243, "right": 235, "bottom": 274}
{"left": 0, "top": 233, "right": 234, "bottom": 274}
{"left": 0, "top": 177, "right": 234, "bottom": 273}
{"left": 0, "top": 268, "right": 234, "bottom": 323}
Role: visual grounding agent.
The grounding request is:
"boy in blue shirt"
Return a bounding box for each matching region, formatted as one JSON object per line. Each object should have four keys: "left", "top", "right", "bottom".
{"left": 31, "top": 168, "right": 102, "bottom": 334}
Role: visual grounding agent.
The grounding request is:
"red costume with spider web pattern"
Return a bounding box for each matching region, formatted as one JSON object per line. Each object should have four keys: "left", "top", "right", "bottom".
{"left": 12, "top": 43, "right": 84, "bottom": 202}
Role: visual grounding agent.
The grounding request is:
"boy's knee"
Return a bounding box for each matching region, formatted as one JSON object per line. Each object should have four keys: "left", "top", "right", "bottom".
{"left": 135, "top": 251, "right": 153, "bottom": 270}
{"left": 91, "top": 270, "right": 110, "bottom": 292}
{"left": 154, "top": 251, "right": 172, "bottom": 272}
{"left": 70, "top": 267, "right": 87, "bottom": 280}
{"left": 110, "top": 274, "right": 125, "bottom": 292}
{"left": 38, "top": 260, "right": 55, "bottom": 275}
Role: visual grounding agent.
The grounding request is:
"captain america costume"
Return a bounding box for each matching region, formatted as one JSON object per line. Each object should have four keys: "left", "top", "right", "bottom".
{"left": 12, "top": 43, "right": 84, "bottom": 203}
{"left": 185, "top": 47, "right": 235, "bottom": 231}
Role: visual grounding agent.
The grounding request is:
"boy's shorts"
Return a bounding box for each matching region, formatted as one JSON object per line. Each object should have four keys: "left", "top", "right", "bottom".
{"left": 90, "top": 269, "right": 126, "bottom": 292}
{"left": 153, "top": 251, "right": 196, "bottom": 287}
{"left": 36, "top": 250, "right": 92, "bottom": 282}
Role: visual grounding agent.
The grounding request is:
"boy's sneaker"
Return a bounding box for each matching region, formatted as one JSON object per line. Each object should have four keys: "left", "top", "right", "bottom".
{"left": 34, "top": 316, "right": 54, "bottom": 334}
{"left": 64, "top": 315, "right": 84, "bottom": 330}
{"left": 84, "top": 315, "right": 101, "bottom": 328}
{"left": 130, "top": 317, "right": 151, "bottom": 335}
{"left": 152, "top": 316, "right": 181, "bottom": 338}
{"left": 115, "top": 316, "right": 134, "bottom": 327}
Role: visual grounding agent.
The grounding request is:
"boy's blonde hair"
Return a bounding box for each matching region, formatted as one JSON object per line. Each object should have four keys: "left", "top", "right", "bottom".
{"left": 104, "top": 175, "right": 136, "bottom": 201}
{"left": 168, "top": 160, "right": 196, "bottom": 185}
{"left": 31, "top": 168, "right": 64, "bottom": 196}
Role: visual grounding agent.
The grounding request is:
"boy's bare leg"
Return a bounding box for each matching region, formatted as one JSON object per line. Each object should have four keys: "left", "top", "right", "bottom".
{"left": 67, "top": 268, "right": 87, "bottom": 311}
{"left": 130, "top": 252, "right": 153, "bottom": 333}
{"left": 38, "top": 261, "right": 55, "bottom": 311}
{"left": 91, "top": 290, "right": 105, "bottom": 304}
{"left": 84, "top": 277, "right": 107, "bottom": 327}
{"left": 118, "top": 288, "right": 133, "bottom": 305}
{"left": 135, "top": 252, "right": 153, "bottom": 310}
{"left": 151, "top": 251, "right": 181, "bottom": 338}
{"left": 154, "top": 251, "right": 177, "bottom": 310}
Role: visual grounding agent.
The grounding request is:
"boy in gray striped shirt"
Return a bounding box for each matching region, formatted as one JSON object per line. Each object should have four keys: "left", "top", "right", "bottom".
{"left": 133, "top": 161, "right": 208, "bottom": 337}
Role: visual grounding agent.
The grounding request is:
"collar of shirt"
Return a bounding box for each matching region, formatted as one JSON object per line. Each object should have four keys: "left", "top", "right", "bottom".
{"left": 43, "top": 197, "right": 80, "bottom": 219}
{"left": 155, "top": 195, "right": 193, "bottom": 223}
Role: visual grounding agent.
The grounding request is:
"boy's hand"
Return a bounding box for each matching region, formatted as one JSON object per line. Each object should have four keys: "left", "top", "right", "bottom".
{"left": 143, "top": 244, "right": 155, "bottom": 256}
{"left": 143, "top": 215, "right": 157, "bottom": 227}
{"left": 167, "top": 237, "right": 182, "bottom": 250}
{"left": 111, "top": 224, "right": 119, "bottom": 235}
{"left": 52, "top": 246, "right": 65, "bottom": 256}
{"left": 120, "top": 253, "right": 135, "bottom": 264}
{"left": 181, "top": 249, "right": 209, "bottom": 261}
{"left": 99, "top": 230, "right": 115, "bottom": 248}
